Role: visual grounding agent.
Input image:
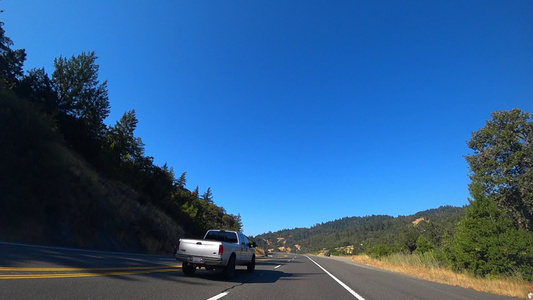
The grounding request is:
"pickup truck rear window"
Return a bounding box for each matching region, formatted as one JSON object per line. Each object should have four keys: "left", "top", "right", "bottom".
{"left": 205, "top": 231, "right": 238, "bottom": 244}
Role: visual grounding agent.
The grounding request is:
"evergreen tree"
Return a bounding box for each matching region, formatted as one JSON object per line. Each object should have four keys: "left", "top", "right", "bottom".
{"left": 415, "top": 235, "right": 435, "bottom": 254}
{"left": 202, "top": 187, "right": 213, "bottom": 203}
{"left": 107, "top": 109, "right": 144, "bottom": 163}
{"left": 192, "top": 186, "right": 199, "bottom": 198}
{"left": 52, "top": 51, "right": 110, "bottom": 138}
{"left": 0, "top": 18, "right": 26, "bottom": 90}
{"left": 448, "top": 183, "right": 533, "bottom": 279}
{"left": 177, "top": 172, "right": 187, "bottom": 189}
{"left": 16, "top": 68, "right": 58, "bottom": 115}
{"left": 401, "top": 225, "right": 420, "bottom": 254}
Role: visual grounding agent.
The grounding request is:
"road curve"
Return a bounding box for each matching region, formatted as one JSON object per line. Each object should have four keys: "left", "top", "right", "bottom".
{"left": 0, "top": 242, "right": 520, "bottom": 300}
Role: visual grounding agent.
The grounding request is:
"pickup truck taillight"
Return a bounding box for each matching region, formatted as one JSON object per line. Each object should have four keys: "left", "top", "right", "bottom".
{"left": 176, "top": 241, "right": 180, "bottom": 251}
{"left": 218, "top": 244, "right": 224, "bottom": 255}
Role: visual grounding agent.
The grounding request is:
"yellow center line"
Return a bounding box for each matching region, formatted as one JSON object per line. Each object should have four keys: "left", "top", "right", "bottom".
{"left": 0, "top": 266, "right": 181, "bottom": 280}
{"left": 0, "top": 256, "right": 286, "bottom": 280}
{"left": 0, "top": 265, "right": 180, "bottom": 272}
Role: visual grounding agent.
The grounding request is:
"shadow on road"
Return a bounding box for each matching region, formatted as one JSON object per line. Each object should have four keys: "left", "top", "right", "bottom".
{"left": 0, "top": 242, "right": 175, "bottom": 270}
{"left": 0, "top": 242, "right": 311, "bottom": 285}
{"left": 191, "top": 269, "right": 293, "bottom": 284}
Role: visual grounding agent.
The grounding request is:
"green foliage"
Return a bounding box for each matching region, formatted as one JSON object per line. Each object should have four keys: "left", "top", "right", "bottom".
{"left": 0, "top": 18, "right": 26, "bottom": 90}
{"left": 418, "top": 221, "right": 446, "bottom": 249}
{"left": 401, "top": 225, "right": 420, "bottom": 254}
{"left": 415, "top": 235, "right": 436, "bottom": 254}
{"left": 367, "top": 244, "right": 394, "bottom": 258}
{"left": 107, "top": 109, "right": 145, "bottom": 164}
{"left": 465, "top": 109, "right": 533, "bottom": 231}
{"left": 256, "top": 207, "right": 464, "bottom": 254}
{"left": 177, "top": 172, "right": 187, "bottom": 189}
{"left": 202, "top": 187, "right": 214, "bottom": 203}
{"left": 181, "top": 202, "right": 199, "bottom": 218}
{"left": 445, "top": 109, "right": 533, "bottom": 280}
{"left": 192, "top": 186, "right": 200, "bottom": 197}
{"left": 447, "top": 183, "right": 533, "bottom": 280}
{"left": 52, "top": 51, "right": 110, "bottom": 138}
{"left": 0, "top": 19, "right": 243, "bottom": 253}
{"left": 16, "top": 68, "right": 58, "bottom": 115}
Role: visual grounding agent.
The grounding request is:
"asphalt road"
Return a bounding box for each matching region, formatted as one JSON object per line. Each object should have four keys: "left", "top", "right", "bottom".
{"left": 0, "top": 242, "right": 521, "bottom": 300}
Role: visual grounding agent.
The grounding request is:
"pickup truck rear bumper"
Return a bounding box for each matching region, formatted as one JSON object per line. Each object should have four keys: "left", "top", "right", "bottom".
{"left": 175, "top": 253, "right": 224, "bottom": 266}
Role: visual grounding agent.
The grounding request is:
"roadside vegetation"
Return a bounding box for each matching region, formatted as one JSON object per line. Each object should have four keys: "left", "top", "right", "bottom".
{"left": 351, "top": 253, "right": 533, "bottom": 299}
{"left": 0, "top": 16, "right": 241, "bottom": 253}
{"left": 259, "top": 108, "right": 533, "bottom": 295}
{"left": 254, "top": 247, "right": 267, "bottom": 257}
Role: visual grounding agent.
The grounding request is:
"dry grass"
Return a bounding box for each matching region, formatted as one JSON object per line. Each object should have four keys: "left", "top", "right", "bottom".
{"left": 255, "top": 247, "right": 266, "bottom": 257}
{"left": 351, "top": 254, "right": 533, "bottom": 299}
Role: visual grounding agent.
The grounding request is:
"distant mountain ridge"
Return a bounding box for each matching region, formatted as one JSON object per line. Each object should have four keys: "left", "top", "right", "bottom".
{"left": 255, "top": 206, "right": 465, "bottom": 254}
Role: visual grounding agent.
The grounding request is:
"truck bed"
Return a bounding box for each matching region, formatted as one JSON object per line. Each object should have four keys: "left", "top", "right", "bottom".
{"left": 175, "top": 239, "right": 224, "bottom": 266}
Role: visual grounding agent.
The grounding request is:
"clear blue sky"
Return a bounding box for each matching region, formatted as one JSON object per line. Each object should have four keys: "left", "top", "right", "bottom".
{"left": 3, "top": 1, "right": 532, "bottom": 236}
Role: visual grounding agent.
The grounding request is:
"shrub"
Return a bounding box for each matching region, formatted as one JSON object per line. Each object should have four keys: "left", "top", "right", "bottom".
{"left": 447, "top": 185, "right": 533, "bottom": 280}
{"left": 415, "top": 235, "right": 436, "bottom": 254}
{"left": 367, "top": 244, "right": 393, "bottom": 258}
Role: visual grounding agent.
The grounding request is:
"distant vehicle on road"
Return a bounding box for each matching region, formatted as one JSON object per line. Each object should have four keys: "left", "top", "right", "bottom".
{"left": 174, "top": 229, "right": 256, "bottom": 279}
{"left": 325, "top": 252, "right": 331, "bottom": 257}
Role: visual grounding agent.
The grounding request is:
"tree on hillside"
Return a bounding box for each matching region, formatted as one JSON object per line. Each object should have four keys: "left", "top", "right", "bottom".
{"left": 401, "top": 225, "right": 420, "bottom": 254}
{"left": 107, "top": 109, "right": 145, "bottom": 163}
{"left": 0, "top": 18, "right": 26, "bottom": 90}
{"left": 192, "top": 186, "right": 200, "bottom": 198}
{"left": 226, "top": 213, "right": 243, "bottom": 231}
{"left": 202, "top": 187, "right": 213, "bottom": 203}
{"left": 465, "top": 109, "right": 533, "bottom": 231}
{"left": 176, "top": 172, "right": 187, "bottom": 189}
{"left": 16, "top": 68, "right": 58, "bottom": 115}
{"left": 52, "top": 51, "right": 110, "bottom": 138}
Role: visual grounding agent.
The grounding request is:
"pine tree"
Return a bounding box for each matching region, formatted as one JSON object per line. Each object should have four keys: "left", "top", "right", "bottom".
{"left": 52, "top": 51, "right": 110, "bottom": 138}
{"left": 0, "top": 18, "right": 26, "bottom": 90}
{"left": 177, "top": 172, "right": 187, "bottom": 189}
{"left": 107, "top": 109, "right": 144, "bottom": 163}
{"left": 202, "top": 187, "right": 213, "bottom": 203}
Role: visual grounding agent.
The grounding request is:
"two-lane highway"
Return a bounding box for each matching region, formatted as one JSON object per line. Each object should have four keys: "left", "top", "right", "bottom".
{"left": 0, "top": 242, "right": 520, "bottom": 299}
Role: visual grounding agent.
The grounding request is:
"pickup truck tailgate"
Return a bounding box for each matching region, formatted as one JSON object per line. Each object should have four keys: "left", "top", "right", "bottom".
{"left": 176, "top": 239, "right": 222, "bottom": 265}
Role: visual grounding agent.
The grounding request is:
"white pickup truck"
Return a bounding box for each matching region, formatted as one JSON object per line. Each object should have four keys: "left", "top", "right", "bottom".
{"left": 174, "top": 229, "right": 256, "bottom": 279}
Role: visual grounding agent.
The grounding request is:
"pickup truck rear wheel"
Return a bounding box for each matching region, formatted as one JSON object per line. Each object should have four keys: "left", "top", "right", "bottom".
{"left": 247, "top": 255, "right": 255, "bottom": 272}
{"left": 182, "top": 262, "right": 196, "bottom": 276}
{"left": 223, "top": 255, "right": 236, "bottom": 280}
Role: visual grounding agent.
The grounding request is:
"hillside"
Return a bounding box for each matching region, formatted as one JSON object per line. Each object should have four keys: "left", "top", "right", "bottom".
{"left": 255, "top": 206, "right": 465, "bottom": 254}
{"left": 0, "top": 93, "right": 173, "bottom": 253}
{"left": 0, "top": 89, "right": 245, "bottom": 254}
{"left": 0, "top": 20, "right": 242, "bottom": 253}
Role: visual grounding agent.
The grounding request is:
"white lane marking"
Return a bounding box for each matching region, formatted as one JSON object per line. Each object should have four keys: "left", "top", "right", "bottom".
{"left": 207, "top": 292, "right": 228, "bottom": 300}
{"left": 274, "top": 265, "right": 282, "bottom": 269}
{"left": 306, "top": 256, "right": 365, "bottom": 300}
